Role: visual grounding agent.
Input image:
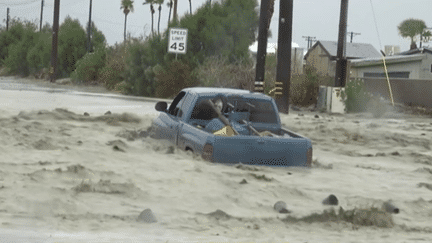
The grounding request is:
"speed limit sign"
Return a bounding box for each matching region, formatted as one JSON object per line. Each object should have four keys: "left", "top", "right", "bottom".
{"left": 168, "top": 28, "right": 188, "bottom": 54}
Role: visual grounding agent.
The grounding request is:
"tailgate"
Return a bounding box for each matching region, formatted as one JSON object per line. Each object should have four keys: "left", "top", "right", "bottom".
{"left": 212, "top": 135, "right": 312, "bottom": 167}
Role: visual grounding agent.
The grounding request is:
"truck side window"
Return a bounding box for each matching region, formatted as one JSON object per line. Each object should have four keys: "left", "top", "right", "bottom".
{"left": 168, "top": 91, "right": 186, "bottom": 116}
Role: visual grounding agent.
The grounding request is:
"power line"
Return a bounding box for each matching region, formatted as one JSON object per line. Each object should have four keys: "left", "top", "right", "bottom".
{"left": 369, "top": 0, "right": 382, "bottom": 50}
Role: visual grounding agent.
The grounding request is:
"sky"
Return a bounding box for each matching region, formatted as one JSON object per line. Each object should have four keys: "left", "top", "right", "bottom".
{"left": 1, "top": 0, "right": 432, "bottom": 53}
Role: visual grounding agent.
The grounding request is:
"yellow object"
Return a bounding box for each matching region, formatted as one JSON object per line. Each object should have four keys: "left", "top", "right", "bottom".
{"left": 213, "top": 126, "right": 236, "bottom": 137}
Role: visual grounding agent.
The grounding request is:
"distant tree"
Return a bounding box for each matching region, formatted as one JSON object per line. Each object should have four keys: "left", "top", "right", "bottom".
{"left": 156, "top": 0, "right": 164, "bottom": 35}
{"left": 26, "top": 31, "right": 51, "bottom": 75}
{"left": 188, "top": 0, "right": 192, "bottom": 14}
{"left": 85, "top": 21, "right": 107, "bottom": 51}
{"left": 0, "top": 17, "right": 37, "bottom": 65}
{"left": 144, "top": 0, "right": 156, "bottom": 36}
{"left": 58, "top": 16, "right": 87, "bottom": 77}
{"left": 398, "top": 18, "right": 427, "bottom": 50}
{"left": 420, "top": 29, "right": 432, "bottom": 48}
{"left": 1, "top": 18, "right": 38, "bottom": 75}
{"left": 167, "top": 0, "right": 173, "bottom": 27}
{"left": 121, "top": 0, "right": 134, "bottom": 41}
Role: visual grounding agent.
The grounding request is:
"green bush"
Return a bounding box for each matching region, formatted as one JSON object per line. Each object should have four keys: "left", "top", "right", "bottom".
{"left": 341, "top": 78, "right": 372, "bottom": 113}
{"left": 195, "top": 55, "right": 254, "bottom": 90}
{"left": 70, "top": 45, "right": 106, "bottom": 83}
{"left": 26, "top": 32, "right": 52, "bottom": 75}
{"left": 0, "top": 18, "right": 36, "bottom": 64}
{"left": 58, "top": 16, "right": 87, "bottom": 77}
{"left": 173, "top": 0, "right": 258, "bottom": 65}
{"left": 121, "top": 0, "right": 258, "bottom": 98}
{"left": 2, "top": 19, "right": 39, "bottom": 76}
{"left": 4, "top": 32, "right": 37, "bottom": 76}
{"left": 289, "top": 65, "right": 332, "bottom": 107}
{"left": 98, "top": 43, "right": 127, "bottom": 91}
{"left": 123, "top": 36, "right": 167, "bottom": 97}
{"left": 154, "top": 60, "right": 197, "bottom": 98}
{"left": 85, "top": 21, "right": 107, "bottom": 52}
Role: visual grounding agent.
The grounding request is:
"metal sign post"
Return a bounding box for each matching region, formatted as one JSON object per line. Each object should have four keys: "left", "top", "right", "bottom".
{"left": 168, "top": 28, "right": 188, "bottom": 57}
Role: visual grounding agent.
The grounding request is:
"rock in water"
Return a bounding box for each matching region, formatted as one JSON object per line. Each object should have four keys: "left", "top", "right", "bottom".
{"left": 382, "top": 201, "right": 399, "bottom": 214}
{"left": 137, "top": 209, "right": 157, "bottom": 223}
{"left": 274, "top": 201, "right": 291, "bottom": 213}
{"left": 322, "top": 194, "right": 338, "bottom": 206}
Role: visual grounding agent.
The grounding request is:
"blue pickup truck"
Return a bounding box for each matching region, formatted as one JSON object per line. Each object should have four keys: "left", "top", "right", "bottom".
{"left": 150, "top": 87, "right": 313, "bottom": 167}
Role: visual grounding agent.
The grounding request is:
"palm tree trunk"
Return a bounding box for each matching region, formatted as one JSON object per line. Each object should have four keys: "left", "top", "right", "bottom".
{"left": 151, "top": 5, "right": 154, "bottom": 36}
{"left": 173, "top": 0, "right": 178, "bottom": 22}
{"left": 168, "top": 1, "right": 172, "bottom": 26}
{"left": 158, "top": 5, "right": 162, "bottom": 35}
{"left": 124, "top": 13, "right": 128, "bottom": 41}
{"left": 189, "top": 0, "right": 192, "bottom": 14}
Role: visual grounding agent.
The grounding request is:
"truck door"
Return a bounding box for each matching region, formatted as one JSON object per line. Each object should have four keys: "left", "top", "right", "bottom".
{"left": 164, "top": 91, "right": 187, "bottom": 145}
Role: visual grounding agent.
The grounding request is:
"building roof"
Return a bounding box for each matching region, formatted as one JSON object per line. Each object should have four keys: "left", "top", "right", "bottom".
{"left": 350, "top": 53, "right": 426, "bottom": 67}
{"left": 398, "top": 47, "right": 432, "bottom": 55}
{"left": 305, "top": 41, "right": 381, "bottom": 60}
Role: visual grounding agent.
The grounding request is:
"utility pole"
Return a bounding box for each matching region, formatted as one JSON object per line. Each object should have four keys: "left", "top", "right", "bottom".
{"left": 334, "top": 0, "right": 348, "bottom": 87}
{"left": 274, "top": 0, "right": 293, "bottom": 114}
{"left": 40, "top": 0, "right": 44, "bottom": 32}
{"left": 6, "top": 7, "right": 9, "bottom": 31}
{"left": 50, "top": 0, "right": 60, "bottom": 83}
{"left": 347, "top": 31, "right": 360, "bottom": 43}
{"left": 87, "top": 0, "right": 93, "bottom": 52}
{"left": 254, "top": 0, "right": 270, "bottom": 93}
{"left": 302, "top": 36, "right": 316, "bottom": 49}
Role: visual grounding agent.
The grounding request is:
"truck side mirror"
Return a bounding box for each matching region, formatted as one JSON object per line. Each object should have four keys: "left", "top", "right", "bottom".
{"left": 155, "top": 101, "right": 168, "bottom": 112}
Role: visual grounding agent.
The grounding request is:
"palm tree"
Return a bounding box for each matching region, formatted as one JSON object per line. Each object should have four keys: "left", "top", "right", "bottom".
{"left": 144, "top": 0, "right": 156, "bottom": 36}
{"left": 398, "top": 18, "right": 427, "bottom": 50}
{"left": 167, "top": 0, "right": 173, "bottom": 26}
{"left": 121, "top": 0, "right": 134, "bottom": 42}
{"left": 188, "top": 0, "right": 192, "bottom": 14}
{"left": 420, "top": 29, "right": 432, "bottom": 48}
{"left": 156, "top": 0, "right": 164, "bottom": 35}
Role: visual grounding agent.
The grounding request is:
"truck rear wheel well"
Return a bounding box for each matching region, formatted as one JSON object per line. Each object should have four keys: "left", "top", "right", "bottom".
{"left": 185, "top": 147, "right": 194, "bottom": 152}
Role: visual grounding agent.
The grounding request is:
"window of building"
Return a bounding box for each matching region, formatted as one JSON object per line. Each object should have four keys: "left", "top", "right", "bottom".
{"left": 364, "top": 72, "right": 410, "bottom": 78}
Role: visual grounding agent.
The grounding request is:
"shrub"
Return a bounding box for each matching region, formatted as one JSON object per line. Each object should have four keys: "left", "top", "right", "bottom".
{"left": 289, "top": 65, "right": 332, "bottom": 107}
{"left": 58, "top": 16, "right": 87, "bottom": 77}
{"left": 70, "top": 45, "right": 106, "bottom": 83}
{"left": 341, "top": 78, "right": 372, "bottom": 113}
{"left": 170, "top": 0, "right": 258, "bottom": 65}
{"left": 2, "top": 19, "right": 39, "bottom": 76}
{"left": 98, "top": 43, "right": 127, "bottom": 91}
{"left": 0, "top": 18, "right": 37, "bottom": 64}
{"left": 85, "top": 21, "right": 107, "bottom": 52}
{"left": 123, "top": 36, "right": 167, "bottom": 97}
{"left": 154, "top": 60, "right": 197, "bottom": 98}
{"left": 194, "top": 55, "right": 254, "bottom": 90}
{"left": 4, "top": 32, "right": 37, "bottom": 76}
{"left": 26, "top": 32, "right": 51, "bottom": 75}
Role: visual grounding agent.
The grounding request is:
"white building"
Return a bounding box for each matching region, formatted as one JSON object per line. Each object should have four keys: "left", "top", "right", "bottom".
{"left": 350, "top": 48, "right": 432, "bottom": 80}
